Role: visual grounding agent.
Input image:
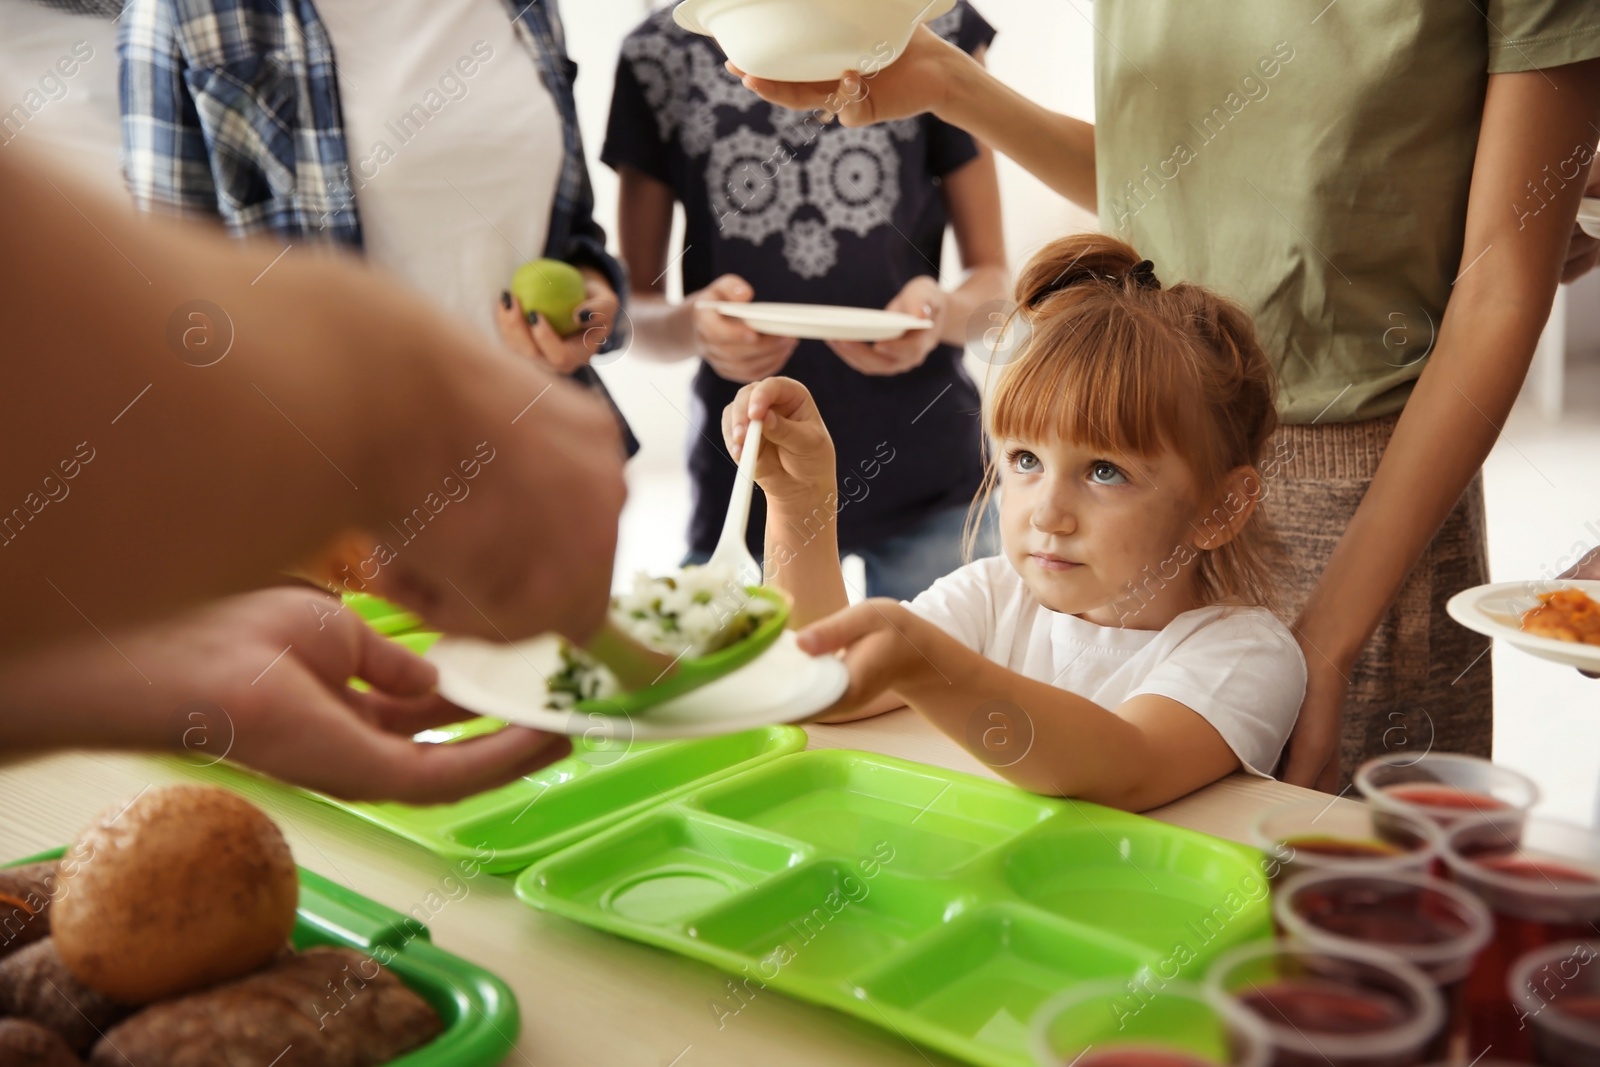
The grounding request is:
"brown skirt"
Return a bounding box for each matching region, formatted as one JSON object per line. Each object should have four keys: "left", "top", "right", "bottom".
{"left": 1266, "top": 415, "right": 1493, "bottom": 788}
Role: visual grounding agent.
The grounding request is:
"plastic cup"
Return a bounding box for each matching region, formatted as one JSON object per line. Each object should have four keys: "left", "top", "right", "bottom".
{"left": 1506, "top": 939, "right": 1600, "bottom": 1067}
{"left": 1274, "top": 869, "right": 1492, "bottom": 1060}
{"left": 1030, "top": 978, "right": 1270, "bottom": 1067}
{"left": 1355, "top": 754, "right": 1540, "bottom": 834}
{"left": 1254, "top": 801, "right": 1442, "bottom": 883}
{"left": 1442, "top": 815, "right": 1600, "bottom": 1062}
{"left": 1206, "top": 939, "right": 1445, "bottom": 1067}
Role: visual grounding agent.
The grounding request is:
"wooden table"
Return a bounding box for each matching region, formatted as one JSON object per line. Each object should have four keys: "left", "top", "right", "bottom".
{"left": 0, "top": 711, "right": 1347, "bottom": 1066}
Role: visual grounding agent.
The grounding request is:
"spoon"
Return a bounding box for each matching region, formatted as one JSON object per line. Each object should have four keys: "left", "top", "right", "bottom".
{"left": 708, "top": 417, "right": 764, "bottom": 590}
{"left": 579, "top": 420, "right": 765, "bottom": 694}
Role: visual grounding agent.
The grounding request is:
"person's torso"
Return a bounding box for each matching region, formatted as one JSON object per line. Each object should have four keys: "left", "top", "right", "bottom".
{"left": 1095, "top": 0, "right": 1490, "bottom": 424}
{"left": 315, "top": 0, "right": 562, "bottom": 337}
{"left": 615, "top": 7, "right": 991, "bottom": 552}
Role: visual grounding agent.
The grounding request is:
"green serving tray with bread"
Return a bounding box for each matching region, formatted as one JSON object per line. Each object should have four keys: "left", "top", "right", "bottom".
{"left": 7, "top": 849, "right": 517, "bottom": 1067}
{"left": 513, "top": 748, "right": 1274, "bottom": 1067}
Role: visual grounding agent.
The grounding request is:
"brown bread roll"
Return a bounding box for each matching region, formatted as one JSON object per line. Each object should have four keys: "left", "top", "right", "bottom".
{"left": 0, "top": 938, "right": 130, "bottom": 1053}
{"left": 91, "top": 947, "right": 442, "bottom": 1067}
{"left": 0, "top": 1018, "right": 88, "bottom": 1067}
{"left": 0, "top": 862, "right": 59, "bottom": 961}
{"left": 51, "top": 784, "right": 299, "bottom": 1003}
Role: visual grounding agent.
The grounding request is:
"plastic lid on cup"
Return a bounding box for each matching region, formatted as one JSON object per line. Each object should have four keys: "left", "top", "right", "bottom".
{"left": 1506, "top": 939, "right": 1600, "bottom": 1051}
{"left": 1274, "top": 868, "right": 1493, "bottom": 985}
{"left": 1205, "top": 938, "right": 1445, "bottom": 1064}
{"left": 1030, "top": 977, "right": 1271, "bottom": 1067}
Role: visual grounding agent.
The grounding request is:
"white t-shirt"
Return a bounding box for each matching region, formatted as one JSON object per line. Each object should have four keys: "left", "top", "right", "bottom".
{"left": 315, "top": 0, "right": 563, "bottom": 338}
{"left": 907, "top": 556, "right": 1307, "bottom": 777}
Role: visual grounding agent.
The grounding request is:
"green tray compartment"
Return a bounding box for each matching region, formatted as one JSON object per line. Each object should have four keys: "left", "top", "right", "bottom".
{"left": 344, "top": 592, "right": 425, "bottom": 636}
{"left": 516, "top": 749, "right": 1273, "bottom": 1067}
{"left": 687, "top": 862, "right": 971, "bottom": 984}
{"left": 527, "top": 811, "right": 809, "bottom": 926}
{"left": 313, "top": 726, "right": 805, "bottom": 874}
{"left": 691, "top": 749, "right": 1057, "bottom": 876}
{"left": 856, "top": 906, "right": 1150, "bottom": 1055}
{"left": 8, "top": 848, "right": 515, "bottom": 1067}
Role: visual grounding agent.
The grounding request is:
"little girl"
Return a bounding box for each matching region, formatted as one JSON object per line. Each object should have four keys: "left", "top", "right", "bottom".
{"left": 722, "top": 233, "right": 1306, "bottom": 811}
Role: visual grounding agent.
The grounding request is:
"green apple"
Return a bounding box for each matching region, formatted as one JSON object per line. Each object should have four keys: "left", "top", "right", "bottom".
{"left": 510, "top": 258, "right": 587, "bottom": 337}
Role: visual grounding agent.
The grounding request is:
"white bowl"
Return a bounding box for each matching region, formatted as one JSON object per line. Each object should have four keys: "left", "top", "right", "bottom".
{"left": 674, "top": 0, "right": 957, "bottom": 83}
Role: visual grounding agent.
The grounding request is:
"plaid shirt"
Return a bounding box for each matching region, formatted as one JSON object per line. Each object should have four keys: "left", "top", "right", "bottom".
{"left": 118, "top": 0, "right": 623, "bottom": 293}
{"left": 119, "top": 0, "right": 635, "bottom": 451}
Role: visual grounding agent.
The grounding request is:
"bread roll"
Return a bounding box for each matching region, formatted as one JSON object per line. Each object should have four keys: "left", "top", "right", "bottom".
{"left": 51, "top": 784, "right": 298, "bottom": 1002}
{"left": 0, "top": 939, "right": 129, "bottom": 1053}
{"left": 0, "top": 1018, "right": 87, "bottom": 1067}
{"left": 0, "top": 861, "right": 59, "bottom": 961}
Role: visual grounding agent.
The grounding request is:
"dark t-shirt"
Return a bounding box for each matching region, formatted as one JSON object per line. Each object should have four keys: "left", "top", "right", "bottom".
{"left": 602, "top": 5, "right": 996, "bottom": 556}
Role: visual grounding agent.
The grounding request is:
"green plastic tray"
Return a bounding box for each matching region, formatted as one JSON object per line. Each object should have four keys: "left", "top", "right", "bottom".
{"left": 9, "top": 848, "right": 517, "bottom": 1067}
{"left": 514, "top": 749, "right": 1273, "bottom": 1067}
{"left": 309, "top": 725, "right": 807, "bottom": 874}
{"left": 344, "top": 591, "right": 425, "bottom": 637}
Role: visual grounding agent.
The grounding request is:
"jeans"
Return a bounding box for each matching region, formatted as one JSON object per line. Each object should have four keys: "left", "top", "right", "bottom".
{"left": 683, "top": 502, "right": 999, "bottom": 603}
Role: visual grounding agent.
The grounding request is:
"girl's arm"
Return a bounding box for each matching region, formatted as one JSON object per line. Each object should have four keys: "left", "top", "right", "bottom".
{"left": 738, "top": 26, "right": 1097, "bottom": 211}
{"left": 801, "top": 601, "right": 1241, "bottom": 809}
{"left": 615, "top": 167, "right": 799, "bottom": 379}
{"left": 1283, "top": 60, "right": 1600, "bottom": 790}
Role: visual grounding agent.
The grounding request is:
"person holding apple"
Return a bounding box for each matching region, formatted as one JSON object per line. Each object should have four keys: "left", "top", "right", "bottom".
{"left": 602, "top": 3, "right": 1009, "bottom": 601}
{"left": 119, "top": 0, "right": 635, "bottom": 452}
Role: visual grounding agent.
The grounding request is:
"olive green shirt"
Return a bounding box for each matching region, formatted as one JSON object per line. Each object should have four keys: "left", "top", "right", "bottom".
{"left": 1095, "top": 1, "right": 1600, "bottom": 423}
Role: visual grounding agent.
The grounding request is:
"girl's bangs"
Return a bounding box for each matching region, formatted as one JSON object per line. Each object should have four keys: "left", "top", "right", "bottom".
{"left": 987, "top": 309, "right": 1206, "bottom": 462}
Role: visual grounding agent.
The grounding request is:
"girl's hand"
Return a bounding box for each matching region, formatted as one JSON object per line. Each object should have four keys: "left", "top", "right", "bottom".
{"left": 826, "top": 275, "right": 946, "bottom": 376}
{"left": 690, "top": 274, "right": 799, "bottom": 383}
{"left": 496, "top": 267, "right": 619, "bottom": 375}
{"left": 797, "top": 599, "right": 936, "bottom": 718}
{"left": 721, "top": 377, "right": 836, "bottom": 510}
{"left": 731, "top": 25, "right": 960, "bottom": 127}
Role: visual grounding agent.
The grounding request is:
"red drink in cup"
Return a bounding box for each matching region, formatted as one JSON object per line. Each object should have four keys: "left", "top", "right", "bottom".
{"left": 1254, "top": 801, "right": 1441, "bottom": 884}
{"left": 1354, "top": 754, "right": 1539, "bottom": 838}
{"left": 1442, "top": 816, "right": 1600, "bottom": 1061}
{"left": 1030, "top": 978, "right": 1269, "bottom": 1067}
{"left": 1273, "top": 870, "right": 1492, "bottom": 1059}
{"left": 1507, "top": 940, "right": 1600, "bottom": 1067}
{"left": 1206, "top": 940, "right": 1444, "bottom": 1067}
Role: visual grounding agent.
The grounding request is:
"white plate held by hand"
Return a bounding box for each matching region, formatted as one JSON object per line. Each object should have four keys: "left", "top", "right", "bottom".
{"left": 702, "top": 301, "right": 934, "bottom": 342}
{"left": 674, "top": 0, "right": 957, "bottom": 83}
{"left": 1446, "top": 579, "right": 1600, "bottom": 671}
{"left": 1579, "top": 197, "right": 1600, "bottom": 239}
{"left": 427, "top": 630, "right": 848, "bottom": 741}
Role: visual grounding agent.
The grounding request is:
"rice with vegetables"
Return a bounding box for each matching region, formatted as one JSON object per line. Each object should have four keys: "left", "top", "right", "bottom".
{"left": 545, "top": 563, "right": 776, "bottom": 709}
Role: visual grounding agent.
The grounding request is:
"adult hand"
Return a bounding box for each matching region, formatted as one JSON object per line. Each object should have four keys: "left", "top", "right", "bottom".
{"left": 0, "top": 588, "right": 571, "bottom": 804}
{"left": 689, "top": 274, "right": 798, "bottom": 383}
{"left": 731, "top": 25, "right": 961, "bottom": 127}
{"left": 496, "top": 266, "right": 619, "bottom": 374}
{"left": 826, "top": 275, "right": 946, "bottom": 376}
{"left": 1560, "top": 156, "right": 1600, "bottom": 283}
{"left": 1280, "top": 650, "right": 1348, "bottom": 792}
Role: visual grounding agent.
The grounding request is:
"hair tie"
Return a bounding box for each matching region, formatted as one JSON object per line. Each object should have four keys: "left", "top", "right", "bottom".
{"left": 1129, "top": 259, "right": 1161, "bottom": 291}
{"left": 1029, "top": 258, "right": 1163, "bottom": 306}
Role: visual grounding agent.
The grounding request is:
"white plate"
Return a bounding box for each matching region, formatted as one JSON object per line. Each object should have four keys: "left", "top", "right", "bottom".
{"left": 1446, "top": 579, "right": 1600, "bottom": 671}
{"left": 674, "top": 0, "right": 957, "bottom": 83}
{"left": 701, "top": 301, "right": 934, "bottom": 342}
{"left": 1579, "top": 197, "right": 1600, "bottom": 239}
{"left": 427, "top": 630, "right": 849, "bottom": 741}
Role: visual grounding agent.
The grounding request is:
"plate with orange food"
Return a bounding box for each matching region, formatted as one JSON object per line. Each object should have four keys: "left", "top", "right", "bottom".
{"left": 1447, "top": 579, "right": 1600, "bottom": 670}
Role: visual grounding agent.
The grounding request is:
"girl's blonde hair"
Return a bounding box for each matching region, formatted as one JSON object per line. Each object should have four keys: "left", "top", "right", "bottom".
{"left": 969, "top": 232, "right": 1285, "bottom": 611}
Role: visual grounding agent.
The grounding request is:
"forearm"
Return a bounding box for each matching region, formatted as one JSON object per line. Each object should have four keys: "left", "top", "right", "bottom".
{"left": 939, "top": 264, "right": 1009, "bottom": 347}
{"left": 765, "top": 498, "right": 851, "bottom": 628}
{"left": 625, "top": 290, "right": 699, "bottom": 362}
{"left": 935, "top": 49, "right": 1097, "bottom": 212}
{"left": 0, "top": 150, "right": 494, "bottom": 646}
{"left": 897, "top": 639, "right": 1151, "bottom": 803}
